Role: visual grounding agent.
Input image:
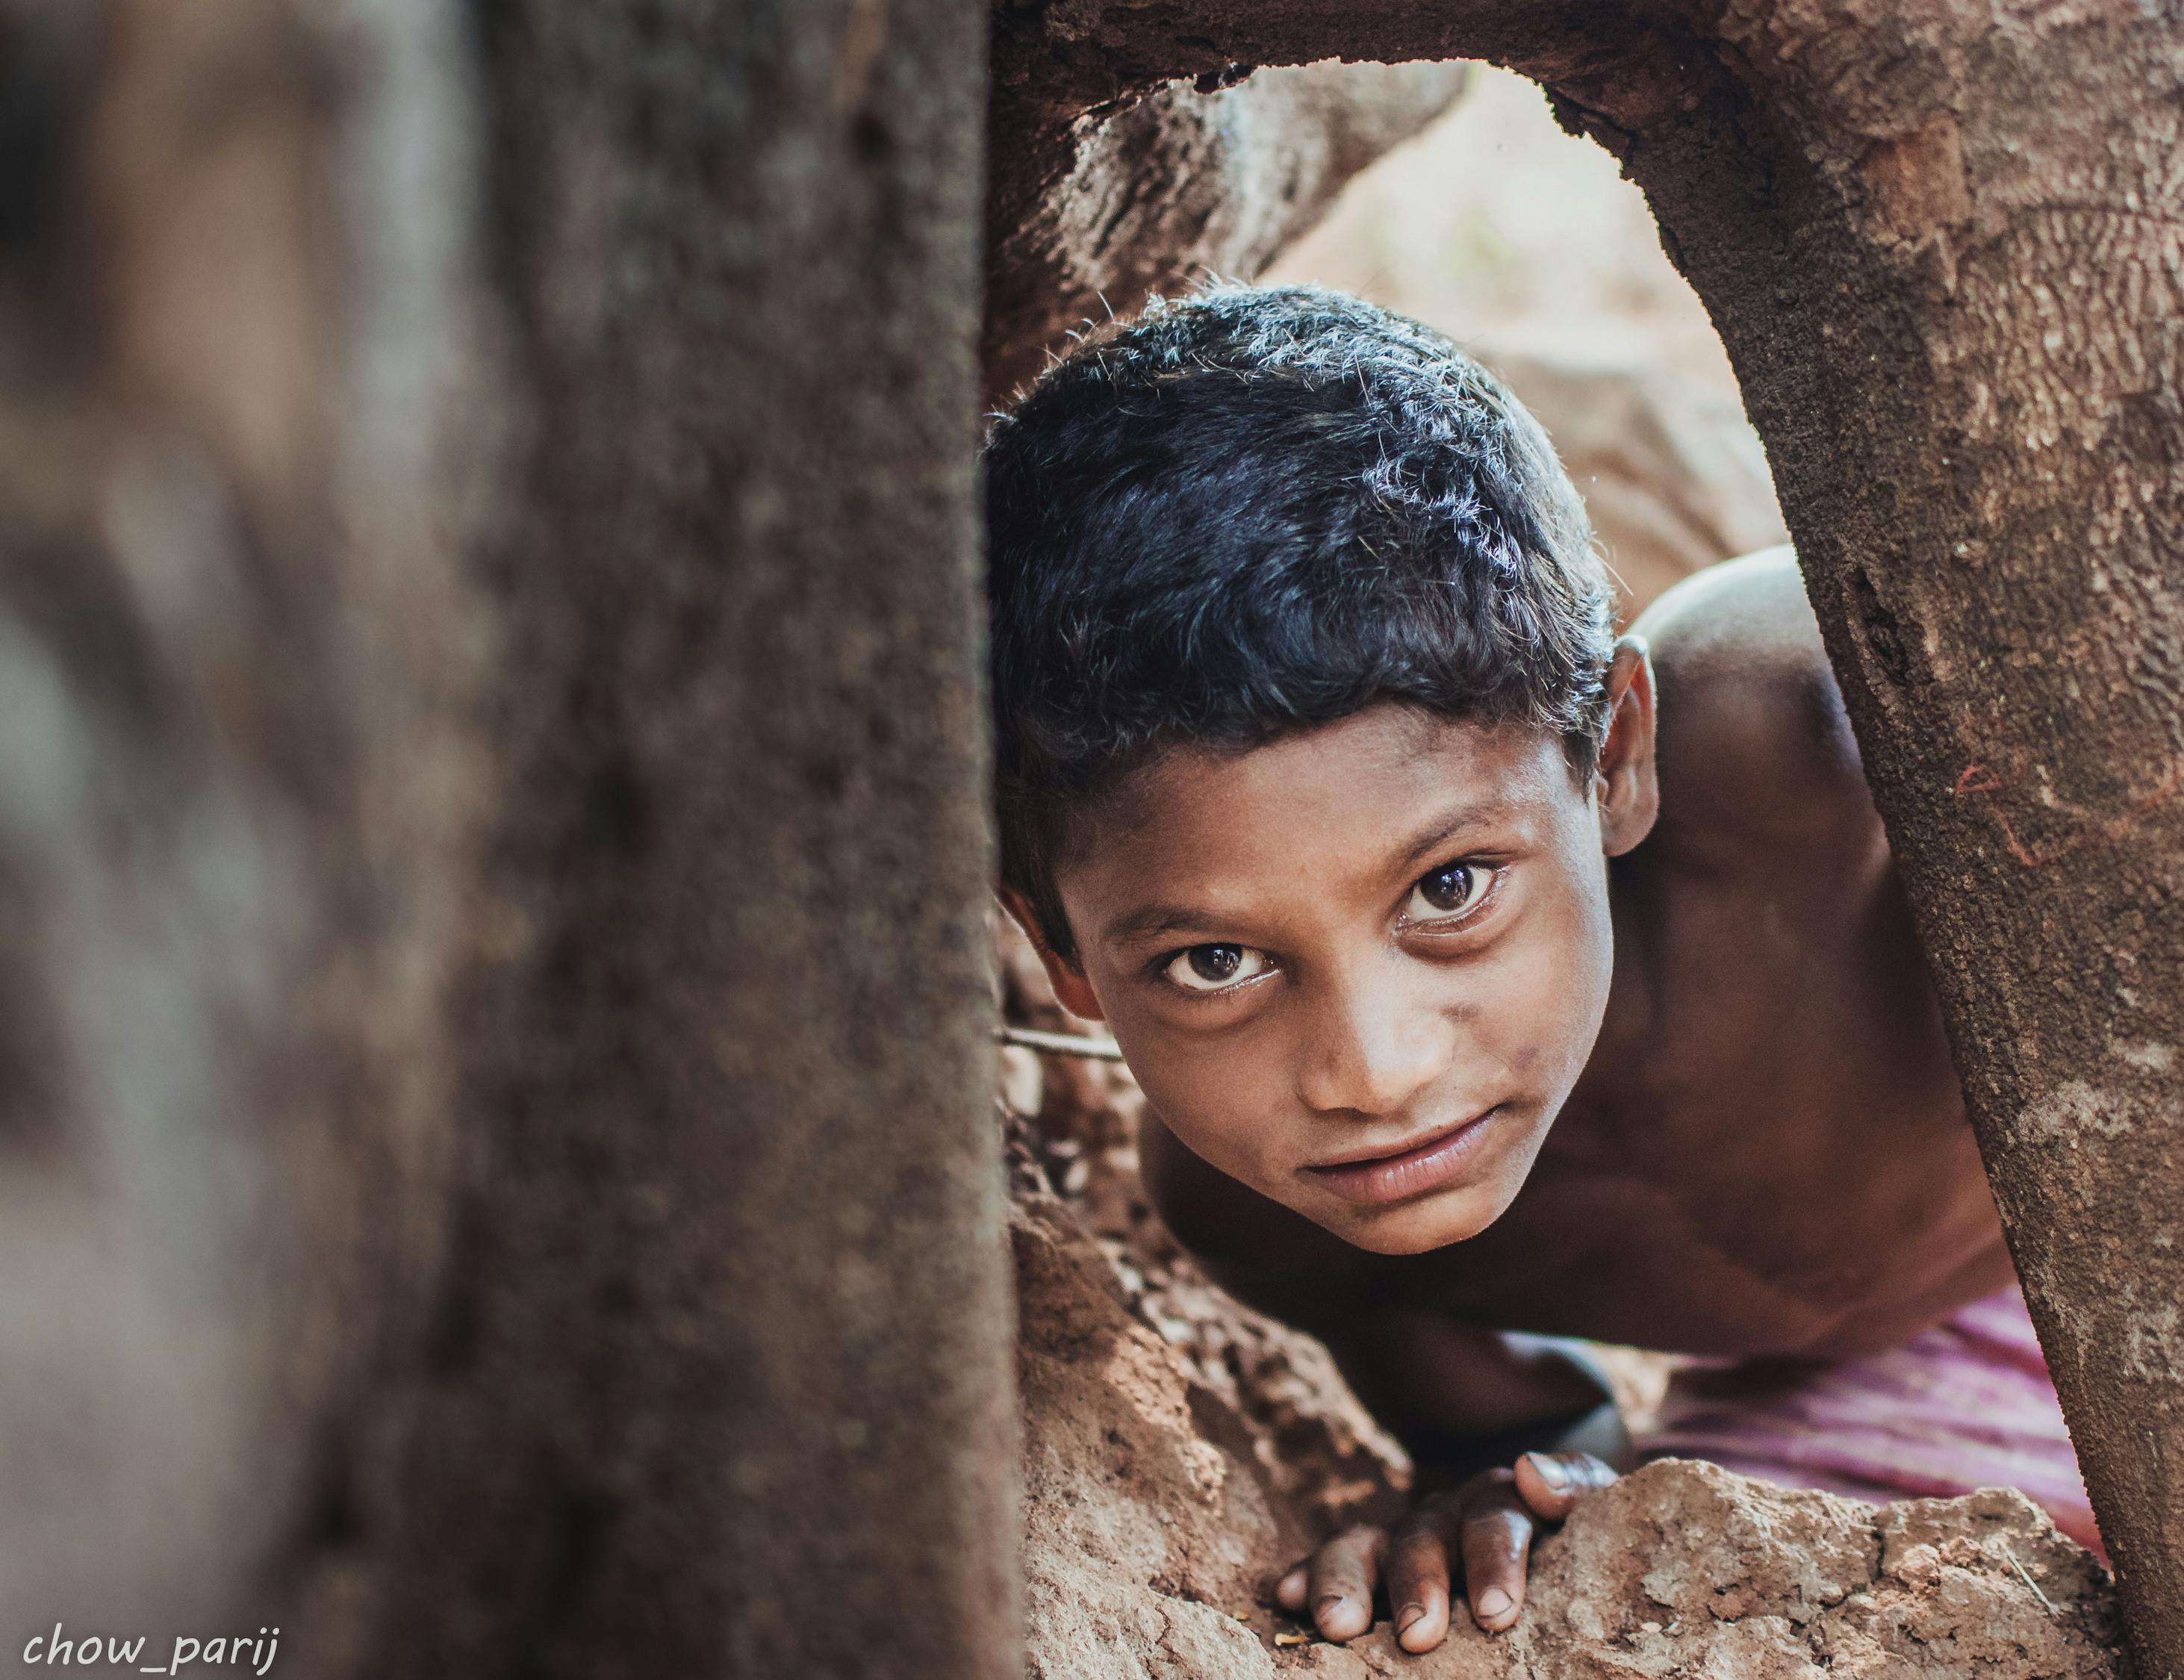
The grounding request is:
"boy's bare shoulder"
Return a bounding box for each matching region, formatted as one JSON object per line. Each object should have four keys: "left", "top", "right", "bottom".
{"left": 1632, "top": 547, "right": 1881, "bottom": 860}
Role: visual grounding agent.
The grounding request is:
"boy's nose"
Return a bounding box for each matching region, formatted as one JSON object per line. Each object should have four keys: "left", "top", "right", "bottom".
{"left": 1293, "top": 965, "right": 1455, "bottom": 1119}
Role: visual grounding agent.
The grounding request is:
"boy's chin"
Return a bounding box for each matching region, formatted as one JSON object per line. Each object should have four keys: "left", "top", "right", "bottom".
{"left": 1309, "top": 1179, "right": 1515, "bottom": 1256}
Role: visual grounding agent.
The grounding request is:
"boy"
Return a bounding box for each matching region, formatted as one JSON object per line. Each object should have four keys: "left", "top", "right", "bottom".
{"left": 985, "top": 285, "right": 2097, "bottom": 1653}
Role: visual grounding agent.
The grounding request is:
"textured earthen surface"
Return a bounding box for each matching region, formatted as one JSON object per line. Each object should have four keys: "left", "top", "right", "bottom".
{"left": 985, "top": 59, "right": 1469, "bottom": 401}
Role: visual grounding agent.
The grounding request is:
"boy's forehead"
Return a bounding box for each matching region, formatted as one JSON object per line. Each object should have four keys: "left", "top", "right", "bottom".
{"left": 1063, "top": 706, "right": 1574, "bottom": 906}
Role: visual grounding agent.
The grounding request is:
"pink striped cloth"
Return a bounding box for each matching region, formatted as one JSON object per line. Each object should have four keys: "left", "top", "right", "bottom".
{"left": 1634, "top": 1283, "right": 2103, "bottom": 1561}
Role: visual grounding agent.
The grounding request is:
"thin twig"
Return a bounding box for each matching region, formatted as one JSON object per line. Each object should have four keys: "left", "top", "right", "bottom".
{"left": 996, "top": 1024, "right": 1127, "bottom": 1061}
{"left": 2000, "top": 1542, "right": 2058, "bottom": 1614}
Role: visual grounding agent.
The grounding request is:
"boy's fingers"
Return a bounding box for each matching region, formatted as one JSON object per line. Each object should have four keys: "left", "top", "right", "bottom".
{"left": 1512, "top": 1451, "right": 1617, "bottom": 1521}
{"left": 1305, "top": 1525, "right": 1386, "bottom": 1643}
{"left": 1384, "top": 1510, "right": 1455, "bottom": 1652}
{"left": 1458, "top": 1478, "right": 1534, "bottom": 1634}
{"left": 1281, "top": 1455, "right": 1599, "bottom": 1647}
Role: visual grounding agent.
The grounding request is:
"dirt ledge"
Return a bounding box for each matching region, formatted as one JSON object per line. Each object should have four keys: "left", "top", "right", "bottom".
{"left": 1012, "top": 1181, "right": 2124, "bottom": 1679}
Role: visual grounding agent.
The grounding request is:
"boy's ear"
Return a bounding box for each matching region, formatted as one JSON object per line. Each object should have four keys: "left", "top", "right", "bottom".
{"left": 997, "top": 887, "right": 1107, "bottom": 1022}
{"left": 1596, "top": 635, "right": 1660, "bottom": 856}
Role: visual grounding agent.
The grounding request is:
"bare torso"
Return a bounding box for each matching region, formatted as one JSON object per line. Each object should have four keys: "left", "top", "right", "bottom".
{"left": 1144, "top": 550, "right": 2013, "bottom": 1369}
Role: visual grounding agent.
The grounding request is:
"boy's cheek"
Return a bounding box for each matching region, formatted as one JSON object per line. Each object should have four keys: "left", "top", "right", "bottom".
{"left": 1151, "top": 1101, "right": 1296, "bottom": 1204}
{"left": 1125, "top": 1060, "right": 1310, "bottom": 1205}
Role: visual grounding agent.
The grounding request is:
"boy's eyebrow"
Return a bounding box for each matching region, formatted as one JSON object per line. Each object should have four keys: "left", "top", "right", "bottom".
{"left": 1392, "top": 801, "right": 1501, "bottom": 871}
{"left": 1101, "top": 902, "right": 1220, "bottom": 950}
{"left": 1097, "top": 800, "right": 1505, "bottom": 952}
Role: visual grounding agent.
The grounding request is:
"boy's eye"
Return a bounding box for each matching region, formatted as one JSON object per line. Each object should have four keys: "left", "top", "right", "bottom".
{"left": 1163, "top": 942, "right": 1271, "bottom": 993}
{"left": 1408, "top": 862, "right": 1493, "bottom": 924}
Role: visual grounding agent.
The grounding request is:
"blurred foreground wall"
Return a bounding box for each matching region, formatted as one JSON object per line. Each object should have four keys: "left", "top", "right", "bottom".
{"left": 0, "top": 4, "right": 1015, "bottom": 1677}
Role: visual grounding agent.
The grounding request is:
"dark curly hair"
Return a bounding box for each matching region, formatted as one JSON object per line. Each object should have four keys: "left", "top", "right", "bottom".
{"left": 985, "top": 284, "right": 1615, "bottom": 961}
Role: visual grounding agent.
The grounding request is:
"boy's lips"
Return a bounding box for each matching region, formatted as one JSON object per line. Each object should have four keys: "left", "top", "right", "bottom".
{"left": 1301, "top": 1107, "right": 1502, "bottom": 1206}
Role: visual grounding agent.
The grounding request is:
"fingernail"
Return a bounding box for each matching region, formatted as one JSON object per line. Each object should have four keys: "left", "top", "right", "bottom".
{"left": 1475, "top": 1587, "right": 1513, "bottom": 1620}
{"left": 1525, "top": 1452, "right": 1569, "bottom": 1490}
{"left": 1397, "top": 1604, "right": 1427, "bottom": 1634}
{"left": 1316, "top": 1594, "right": 1348, "bottom": 1615}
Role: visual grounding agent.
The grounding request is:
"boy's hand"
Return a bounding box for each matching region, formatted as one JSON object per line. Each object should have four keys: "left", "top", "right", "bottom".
{"left": 1275, "top": 1451, "right": 1616, "bottom": 1651}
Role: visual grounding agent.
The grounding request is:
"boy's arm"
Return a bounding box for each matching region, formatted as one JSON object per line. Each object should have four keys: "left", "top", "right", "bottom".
{"left": 1142, "top": 1118, "right": 1623, "bottom": 1649}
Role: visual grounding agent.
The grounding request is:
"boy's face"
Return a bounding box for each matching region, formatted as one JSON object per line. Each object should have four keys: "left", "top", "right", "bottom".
{"left": 1018, "top": 648, "right": 1656, "bottom": 1256}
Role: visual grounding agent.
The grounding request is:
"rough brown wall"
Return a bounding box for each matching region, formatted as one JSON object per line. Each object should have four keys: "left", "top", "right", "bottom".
{"left": 985, "top": 58, "right": 1469, "bottom": 402}
{"left": 354, "top": 1, "right": 1017, "bottom": 1677}
{"left": 986, "top": 2, "right": 2184, "bottom": 1670}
